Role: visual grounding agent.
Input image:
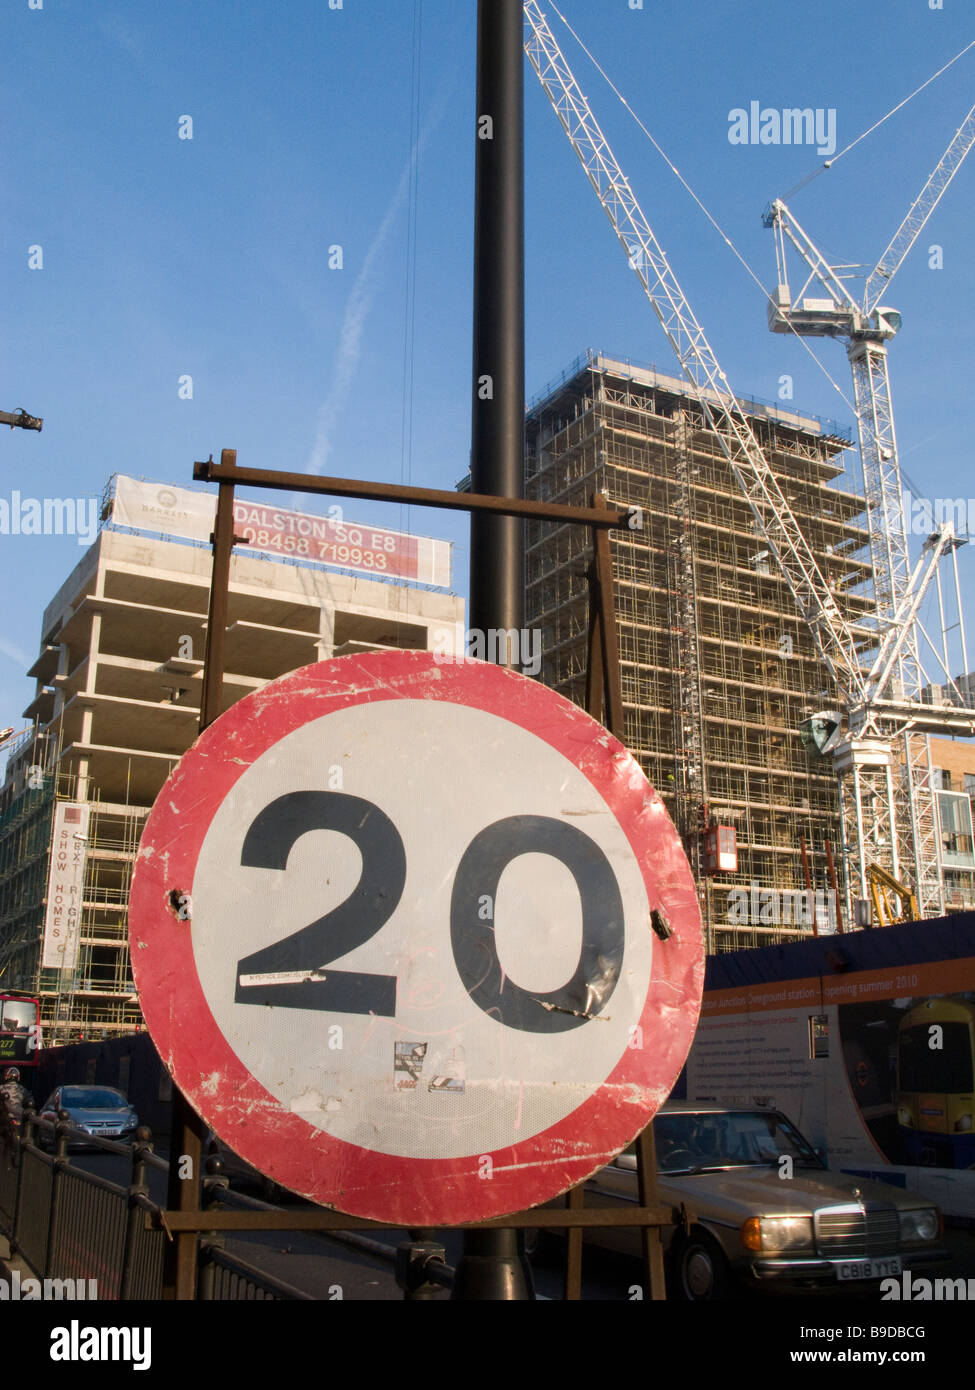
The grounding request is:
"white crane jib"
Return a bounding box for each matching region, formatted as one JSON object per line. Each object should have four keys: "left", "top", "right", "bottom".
{"left": 764, "top": 101, "right": 975, "bottom": 633}
{"left": 522, "top": 1, "right": 975, "bottom": 921}
{"left": 763, "top": 100, "right": 975, "bottom": 916}
{"left": 523, "top": 0, "right": 863, "bottom": 707}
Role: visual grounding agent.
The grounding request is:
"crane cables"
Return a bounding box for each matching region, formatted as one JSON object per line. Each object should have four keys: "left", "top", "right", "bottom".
{"left": 783, "top": 36, "right": 975, "bottom": 199}
{"left": 540, "top": 1, "right": 859, "bottom": 420}
{"left": 399, "top": 0, "right": 424, "bottom": 540}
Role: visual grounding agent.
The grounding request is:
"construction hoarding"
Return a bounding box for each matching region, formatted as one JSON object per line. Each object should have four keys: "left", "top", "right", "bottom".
{"left": 109, "top": 475, "right": 452, "bottom": 588}
{"left": 677, "top": 914, "right": 975, "bottom": 1219}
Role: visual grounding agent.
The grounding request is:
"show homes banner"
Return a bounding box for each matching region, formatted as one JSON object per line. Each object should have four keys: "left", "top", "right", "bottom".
{"left": 42, "top": 802, "right": 90, "bottom": 972}
{"left": 110, "top": 476, "right": 452, "bottom": 588}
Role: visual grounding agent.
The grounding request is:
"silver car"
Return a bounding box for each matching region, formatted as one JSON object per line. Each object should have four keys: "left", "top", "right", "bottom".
{"left": 37, "top": 1085, "right": 139, "bottom": 1150}
{"left": 565, "top": 1102, "right": 944, "bottom": 1299}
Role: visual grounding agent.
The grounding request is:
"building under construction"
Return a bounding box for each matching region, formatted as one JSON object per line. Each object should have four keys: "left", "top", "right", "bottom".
{"left": 0, "top": 476, "right": 462, "bottom": 1041}
{"left": 526, "top": 350, "right": 878, "bottom": 951}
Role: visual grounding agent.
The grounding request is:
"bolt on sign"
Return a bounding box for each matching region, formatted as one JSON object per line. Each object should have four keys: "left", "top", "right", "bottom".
{"left": 129, "top": 650, "right": 704, "bottom": 1226}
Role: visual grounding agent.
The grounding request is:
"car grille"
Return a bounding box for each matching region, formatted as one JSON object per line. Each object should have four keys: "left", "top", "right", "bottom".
{"left": 815, "top": 1204, "right": 899, "bottom": 1257}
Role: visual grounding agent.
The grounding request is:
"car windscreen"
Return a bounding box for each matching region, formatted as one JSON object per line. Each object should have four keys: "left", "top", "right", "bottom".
{"left": 654, "top": 1112, "right": 822, "bottom": 1172}
{"left": 60, "top": 1088, "right": 128, "bottom": 1110}
{"left": 0, "top": 1000, "right": 36, "bottom": 1032}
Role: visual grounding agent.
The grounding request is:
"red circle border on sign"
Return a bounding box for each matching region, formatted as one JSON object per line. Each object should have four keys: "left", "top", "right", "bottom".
{"left": 129, "top": 650, "right": 704, "bottom": 1226}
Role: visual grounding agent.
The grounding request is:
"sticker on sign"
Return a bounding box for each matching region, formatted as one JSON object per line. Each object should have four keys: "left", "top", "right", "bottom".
{"left": 129, "top": 650, "right": 704, "bottom": 1225}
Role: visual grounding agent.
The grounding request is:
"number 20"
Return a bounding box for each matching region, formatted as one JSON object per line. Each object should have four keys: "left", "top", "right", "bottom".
{"left": 234, "top": 791, "right": 625, "bottom": 1035}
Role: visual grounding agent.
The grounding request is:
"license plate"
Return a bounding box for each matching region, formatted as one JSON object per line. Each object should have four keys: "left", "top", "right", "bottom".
{"left": 837, "top": 1255, "right": 902, "bottom": 1281}
{"left": 97, "top": 1127, "right": 121, "bottom": 1137}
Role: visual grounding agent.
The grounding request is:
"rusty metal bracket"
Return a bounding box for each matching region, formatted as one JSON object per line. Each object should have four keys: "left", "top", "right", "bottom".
{"left": 395, "top": 1237, "right": 450, "bottom": 1300}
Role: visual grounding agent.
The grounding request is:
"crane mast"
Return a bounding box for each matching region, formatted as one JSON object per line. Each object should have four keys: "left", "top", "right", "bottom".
{"left": 523, "top": 1, "right": 863, "bottom": 703}
{"left": 522, "top": 1, "right": 975, "bottom": 924}
{"left": 764, "top": 102, "right": 975, "bottom": 918}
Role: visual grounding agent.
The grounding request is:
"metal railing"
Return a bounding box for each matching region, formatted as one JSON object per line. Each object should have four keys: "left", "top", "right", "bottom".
{"left": 2, "top": 1112, "right": 166, "bottom": 1298}
{"left": 197, "top": 1243, "right": 315, "bottom": 1301}
{"left": 0, "top": 1110, "right": 313, "bottom": 1300}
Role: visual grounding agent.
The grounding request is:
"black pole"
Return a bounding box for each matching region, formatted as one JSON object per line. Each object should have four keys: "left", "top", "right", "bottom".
{"left": 468, "top": 0, "right": 525, "bottom": 653}
{"left": 453, "top": 0, "right": 532, "bottom": 1302}
{"left": 163, "top": 456, "right": 238, "bottom": 1299}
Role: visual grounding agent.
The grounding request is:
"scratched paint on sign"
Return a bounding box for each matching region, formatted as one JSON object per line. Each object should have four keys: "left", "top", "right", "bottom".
{"left": 129, "top": 650, "right": 704, "bottom": 1225}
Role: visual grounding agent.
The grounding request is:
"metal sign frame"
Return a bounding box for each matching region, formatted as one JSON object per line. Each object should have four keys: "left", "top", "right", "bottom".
{"left": 148, "top": 450, "right": 696, "bottom": 1302}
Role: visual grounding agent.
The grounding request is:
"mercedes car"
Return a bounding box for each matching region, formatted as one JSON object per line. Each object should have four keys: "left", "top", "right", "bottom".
{"left": 550, "top": 1102, "right": 945, "bottom": 1299}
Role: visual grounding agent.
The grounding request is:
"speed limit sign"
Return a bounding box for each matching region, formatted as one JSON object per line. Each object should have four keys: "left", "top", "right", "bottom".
{"left": 129, "top": 649, "right": 703, "bottom": 1225}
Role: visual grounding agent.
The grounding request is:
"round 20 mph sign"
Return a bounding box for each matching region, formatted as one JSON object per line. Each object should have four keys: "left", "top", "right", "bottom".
{"left": 129, "top": 650, "right": 704, "bottom": 1225}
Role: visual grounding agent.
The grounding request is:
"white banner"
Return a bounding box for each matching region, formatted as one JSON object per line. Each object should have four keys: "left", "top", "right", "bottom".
{"left": 42, "top": 802, "right": 90, "bottom": 972}
{"left": 111, "top": 476, "right": 213, "bottom": 545}
{"left": 110, "top": 476, "right": 452, "bottom": 588}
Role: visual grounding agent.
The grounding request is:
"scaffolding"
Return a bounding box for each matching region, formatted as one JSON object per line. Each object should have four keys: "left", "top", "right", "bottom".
{"left": 58, "top": 791, "right": 146, "bottom": 1039}
{"left": 526, "top": 353, "right": 875, "bottom": 951}
{"left": 0, "top": 761, "right": 55, "bottom": 991}
{"left": 0, "top": 731, "right": 146, "bottom": 1040}
{"left": 0, "top": 500, "right": 464, "bottom": 1039}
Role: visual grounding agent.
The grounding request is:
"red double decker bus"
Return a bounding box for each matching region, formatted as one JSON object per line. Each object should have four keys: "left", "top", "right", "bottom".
{"left": 0, "top": 993, "right": 41, "bottom": 1069}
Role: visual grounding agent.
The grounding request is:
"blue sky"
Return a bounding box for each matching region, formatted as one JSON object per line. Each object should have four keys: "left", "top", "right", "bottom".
{"left": 1, "top": 0, "right": 973, "bottom": 744}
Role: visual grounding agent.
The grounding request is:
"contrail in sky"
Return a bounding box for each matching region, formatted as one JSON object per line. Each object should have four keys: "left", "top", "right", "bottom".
{"left": 0, "top": 638, "right": 29, "bottom": 668}
{"left": 305, "top": 77, "right": 456, "bottom": 480}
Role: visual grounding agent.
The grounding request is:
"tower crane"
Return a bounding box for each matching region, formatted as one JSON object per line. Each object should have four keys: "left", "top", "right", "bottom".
{"left": 522, "top": 1, "right": 975, "bottom": 923}
{"left": 764, "top": 102, "right": 975, "bottom": 916}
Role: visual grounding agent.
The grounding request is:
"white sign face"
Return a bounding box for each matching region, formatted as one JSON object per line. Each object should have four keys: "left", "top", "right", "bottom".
{"left": 130, "top": 652, "right": 704, "bottom": 1225}
{"left": 42, "top": 802, "right": 90, "bottom": 971}
{"left": 192, "top": 698, "right": 652, "bottom": 1159}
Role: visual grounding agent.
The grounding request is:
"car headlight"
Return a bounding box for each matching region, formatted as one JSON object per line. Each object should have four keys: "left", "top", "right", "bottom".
{"left": 898, "top": 1207, "right": 939, "bottom": 1243}
{"left": 741, "top": 1216, "right": 814, "bottom": 1253}
{"left": 954, "top": 1114, "right": 972, "bottom": 1133}
{"left": 898, "top": 1107, "right": 915, "bottom": 1128}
